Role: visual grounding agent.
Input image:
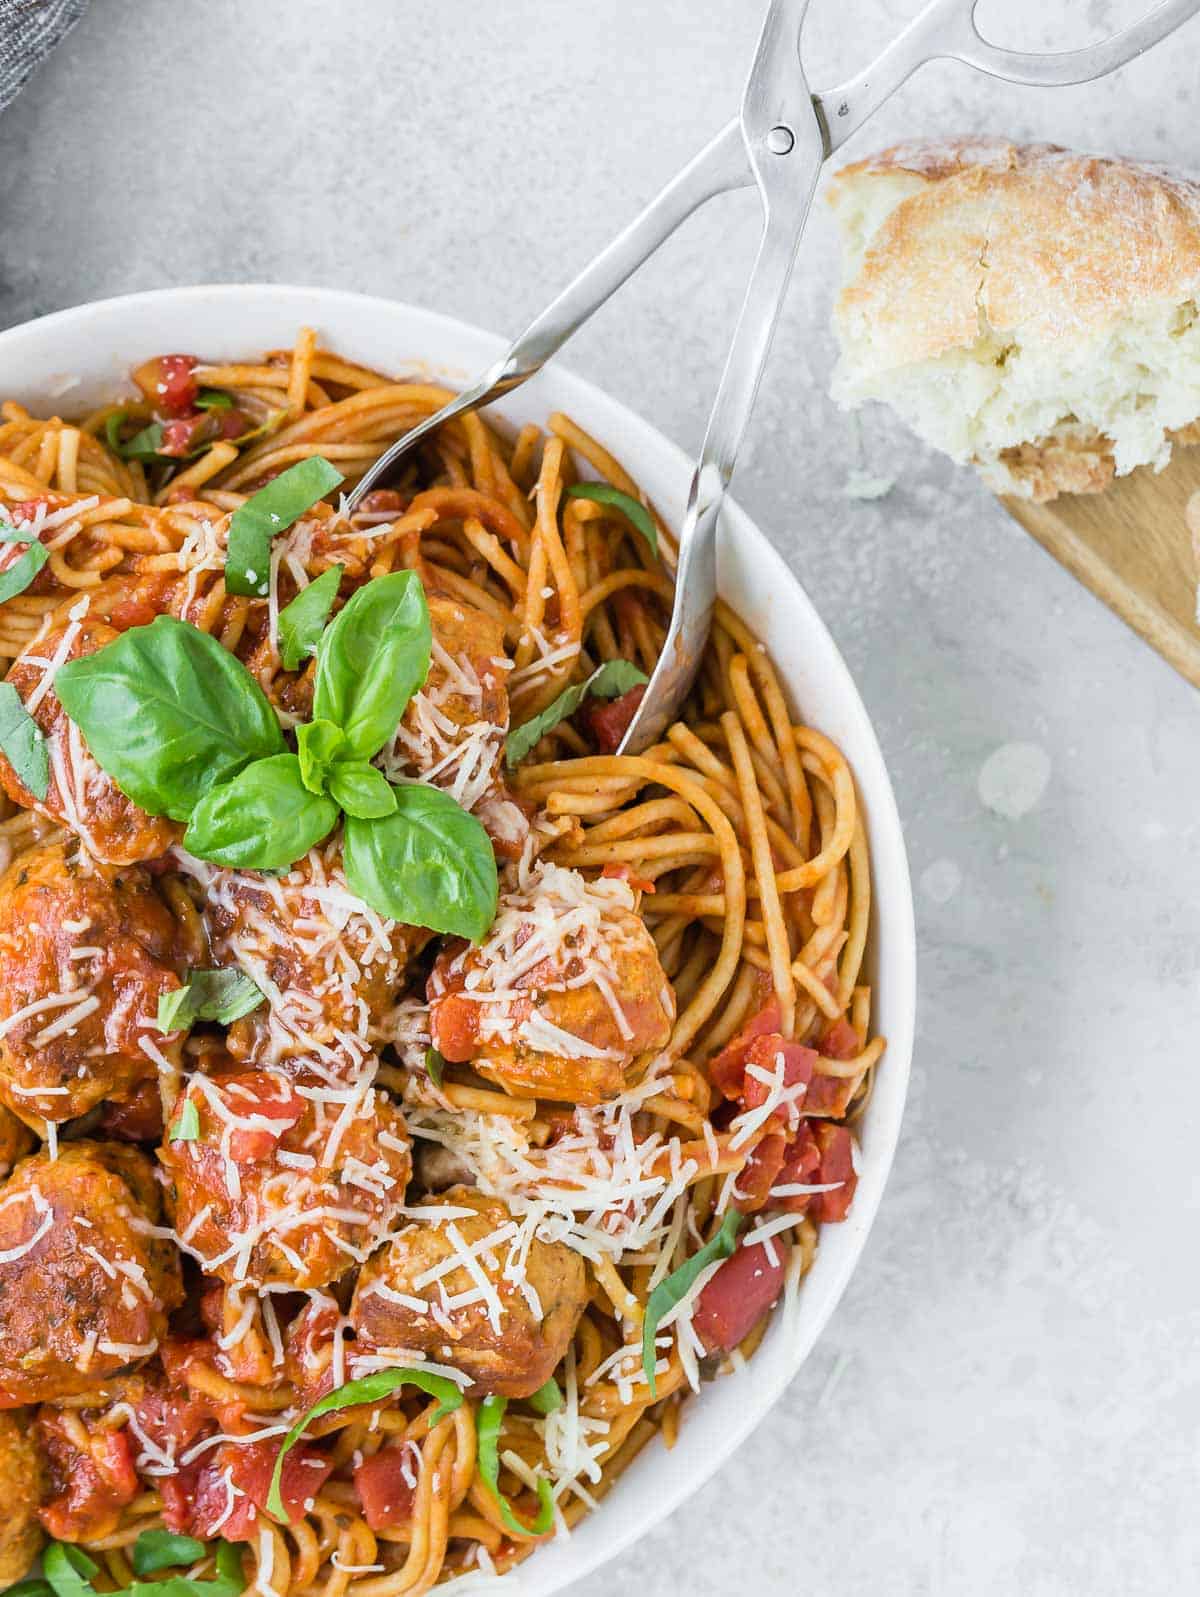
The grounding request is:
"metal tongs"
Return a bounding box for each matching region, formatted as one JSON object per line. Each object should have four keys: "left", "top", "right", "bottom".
{"left": 350, "top": 0, "right": 1200, "bottom": 752}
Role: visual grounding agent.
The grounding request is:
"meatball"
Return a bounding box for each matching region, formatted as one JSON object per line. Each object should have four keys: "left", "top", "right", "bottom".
{"left": 0, "top": 617, "right": 178, "bottom": 865}
{"left": 0, "top": 1411, "right": 44, "bottom": 1587}
{"left": 160, "top": 1066, "right": 412, "bottom": 1291}
{"left": 375, "top": 596, "right": 529, "bottom": 852}
{"left": 0, "top": 840, "right": 183, "bottom": 1124}
{"left": 0, "top": 1142, "right": 182, "bottom": 1407}
{"left": 0, "top": 1107, "right": 33, "bottom": 1179}
{"left": 428, "top": 862, "right": 675, "bottom": 1104}
{"left": 196, "top": 842, "right": 428, "bottom": 1071}
{"left": 350, "top": 1188, "right": 586, "bottom": 1399}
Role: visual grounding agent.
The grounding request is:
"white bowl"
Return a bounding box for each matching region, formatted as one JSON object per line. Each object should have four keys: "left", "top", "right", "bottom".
{"left": 0, "top": 286, "right": 916, "bottom": 1595}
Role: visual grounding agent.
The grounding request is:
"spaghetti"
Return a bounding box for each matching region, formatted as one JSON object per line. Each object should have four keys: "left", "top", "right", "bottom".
{"left": 0, "top": 332, "right": 884, "bottom": 1597}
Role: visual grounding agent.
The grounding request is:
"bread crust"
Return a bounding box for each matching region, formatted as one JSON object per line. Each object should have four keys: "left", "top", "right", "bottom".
{"left": 829, "top": 136, "right": 1200, "bottom": 369}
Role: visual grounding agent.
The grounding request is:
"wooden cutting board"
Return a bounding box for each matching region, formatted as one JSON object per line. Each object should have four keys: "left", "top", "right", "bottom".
{"left": 1002, "top": 446, "right": 1200, "bottom": 690}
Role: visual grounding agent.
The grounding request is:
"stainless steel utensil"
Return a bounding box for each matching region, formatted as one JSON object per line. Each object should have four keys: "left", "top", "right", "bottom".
{"left": 348, "top": 0, "right": 1200, "bottom": 753}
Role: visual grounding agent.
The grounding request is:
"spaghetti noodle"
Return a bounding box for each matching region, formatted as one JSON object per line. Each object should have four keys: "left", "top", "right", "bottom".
{"left": 0, "top": 332, "right": 884, "bottom": 1597}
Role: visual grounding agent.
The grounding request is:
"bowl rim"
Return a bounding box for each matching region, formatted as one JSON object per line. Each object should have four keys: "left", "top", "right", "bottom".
{"left": 0, "top": 283, "right": 916, "bottom": 1594}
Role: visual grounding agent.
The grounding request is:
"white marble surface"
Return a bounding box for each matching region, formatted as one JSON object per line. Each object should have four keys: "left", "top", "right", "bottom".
{"left": 4, "top": 1, "right": 1200, "bottom": 1591}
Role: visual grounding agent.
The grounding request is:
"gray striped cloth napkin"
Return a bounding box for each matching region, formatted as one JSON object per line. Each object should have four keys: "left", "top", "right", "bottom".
{"left": 0, "top": 0, "right": 87, "bottom": 115}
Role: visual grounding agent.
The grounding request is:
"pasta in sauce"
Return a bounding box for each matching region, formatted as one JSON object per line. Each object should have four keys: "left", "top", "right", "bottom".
{"left": 0, "top": 332, "right": 884, "bottom": 1597}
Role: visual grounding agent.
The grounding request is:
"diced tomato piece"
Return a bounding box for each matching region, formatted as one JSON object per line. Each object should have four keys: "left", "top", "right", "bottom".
{"left": 130, "top": 1380, "right": 216, "bottom": 1459}
{"left": 741, "top": 1034, "right": 817, "bottom": 1115}
{"left": 771, "top": 1122, "right": 821, "bottom": 1212}
{"left": 577, "top": 683, "right": 645, "bottom": 753}
{"left": 37, "top": 1413, "right": 138, "bottom": 1541}
{"left": 165, "top": 1439, "right": 332, "bottom": 1542}
{"left": 356, "top": 489, "right": 409, "bottom": 516}
{"left": 217, "top": 407, "right": 249, "bottom": 441}
{"left": 3, "top": 494, "right": 59, "bottom": 524}
{"left": 809, "top": 1123, "right": 857, "bottom": 1223}
{"left": 283, "top": 1297, "right": 339, "bottom": 1409}
{"left": 733, "top": 1131, "right": 787, "bottom": 1214}
{"left": 99, "top": 1078, "right": 164, "bottom": 1142}
{"left": 692, "top": 1236, "right": 786, "bottom": 1355}
{"left": 159, "top": 412, "right": 216, "bottom": 458}
{"left": 353, "top": 1446, "right": 419, "bottom": 1531}
{"left": 821, "top": 1016, "right": 862, "bottom": 1061}
{"left": 223, "top": 1078, "right": 304, "bottom": 1163}
{"left": 147, "top": 355, "right": 199, "bottom": 417}
{"left": 601, "top": 861, "right": 655, "bottom": 894}
{"left": 429, "top": 991, "right": 479, "bottom": 1063}
{"left": 707, "top": 1000, "right": 783, "bottom": 1099}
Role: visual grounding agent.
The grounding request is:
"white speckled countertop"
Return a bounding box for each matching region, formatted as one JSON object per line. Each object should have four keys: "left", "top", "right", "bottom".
{"left": 4, "top": 1, "right": 1200, "bottom": 1590}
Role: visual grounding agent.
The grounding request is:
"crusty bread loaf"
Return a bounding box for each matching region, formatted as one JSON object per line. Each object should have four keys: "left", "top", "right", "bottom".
{"left": 827, "top": 137, "right": 1200, "bottom": 501}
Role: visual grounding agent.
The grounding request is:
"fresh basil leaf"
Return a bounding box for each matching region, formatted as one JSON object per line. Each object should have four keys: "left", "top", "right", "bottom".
{"left": 566, "top": 482, "right": 658, "bottom": 557}
{"left": 6, "top": 1580, "right": 53, "bottom": 1597}
{"left": 104, "top": 411, "right": 126, "bottom": 455}
{"left": 477, "top": 1395, "right": 555, "bottom": 1537}
{"left": 132, "top": 1532, "right": 207, "bottom": 1577}
{"left": 157, "top": 968, "right": 265, "bottom": 1033}
{"left": 505, "top": 658, "right": 647, "bottom": 768}
{"left": 0, "top": 681, "right": 48, "bottom": 801}
{"left": 296, "top": 718, "right": 347, "bottom": 795}
{"left": 528, "top": 1376, "right": 563, "bottom": 1415}
{"left": 183, "top": 753, "right": 338, "bottom": 870}
{"left": 277, "top": 564, "right": 343, "bottom": 672}
{"left": 313, "top": 570, "right": 430, "bottom": 758}
{"left": 129, "top": 1540, "right": 246, "bottom": 1597}
{"left": 642, "top": 1209, "right": 742, "bottom": 1396}
{"left": 43, "top": 1544, "right": 100, "bottom": 1597}
{"left": 425, "top": 1046, "right": 445, "bottom": 1087}
{"left": 116, "top": 422, "right": 167, "bottom": 462}
{"left": 327, "top": 760, "right": 397, "bottom": 820}
{"left": 167, "top": 1097, "right": 201, "bottom": 1143}
{"left": 226, "top": 456, "right": 344, "bottom": 598}
{"left": 343, "top": 783, "right": 497, "bottom": 942}
{"left": 195, "top": 389, "right": 233, "bottom": 412}
{"left": 266, "top": 1367, "right": 464, "bottom": 1522}
{"left": 55, "top": 616, "right": 285, "bottom": 821}
{"left": 0, "top": 539, "right": 48, "bottom": 604}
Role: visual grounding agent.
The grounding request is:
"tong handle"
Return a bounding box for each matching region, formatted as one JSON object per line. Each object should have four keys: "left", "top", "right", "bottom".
{"left": 818, "top": 0, "right": 1200, "bottom": 153}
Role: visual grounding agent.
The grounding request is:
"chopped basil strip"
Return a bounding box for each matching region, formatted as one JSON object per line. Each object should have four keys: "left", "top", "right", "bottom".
{"left": 425, "top": 1046, "right": 446, "bottom": 1087}
{"left": 167, "top": 1098, "right": 201, "bottom": 1143}
{"left": 505, "top": 658, "right": 647, "bottom": 768}
{"left": 115, "top": 421, "right": 167, "bottom": 462}
{"left": 641, "top": 1209, "right": 742, "bottom": 1396}
{"left": 266, "top": 1367, "right": 464, "bottom": 1521}
{"left": 40, "top": 1538, "right": 245, "bottom": 1597}
{"left": 276, "top": 563, "right": 343, "bottom": 671}
{"left": 0, "top": 539, "right": 48, "bottom": 604}
{"left": 566, "top": 482, "right": 658, "bottom": 557}
{"left": 477, "top": 1395, "right": 555, "bottom": 1536}
{"left": 195, "top": 389, "right": 234, "bottom": 412}
{"left": 0, "top": 681, "right": 48, "bottom": 801}
{"left": 528, "top": 1376, "right": 563, "bottom": 1415}
{"left": 42, "top": 1544, "right": 100, "bottom": 1597}
{"left": 55, "top": 616, "right": 285, "bottom": 821}
{"left": 226, "top": 456, "right": 344, "bottom": 598}
{"left": 132, "top": 1532, "right": 207, "bottom": 1578}
{"left": 157, "top": 968, "right": 265, "bottom": 1034}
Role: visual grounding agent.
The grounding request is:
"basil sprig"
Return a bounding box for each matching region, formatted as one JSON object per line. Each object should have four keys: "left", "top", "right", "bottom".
{"left": 505, "top": 658, "right": 647, "bottom": 768}
{"left": 277, "top": 563, "right": 343, "bottom": 671}
{"left": 566, "top": 482, "right": 658, "bottom": 557}
{"left": 0, "top": 680, "right": 48, "bottom": 800}
{"left": 14, "top": 1537, "right": 246, "bottom": 1597}
{"left": 157, "top": 968, "right": 265, "bottom": 1033}
{"left": 54, "top": 475, "right": 498, "bottom": 940}
{"left": 641, "top": 1210, "right": 742, "bottom": 1396}
{"left": 55, "top": 616, "right": 286, "bottom": 821}
{"left": 266, "top": 1367, "right": 464, "bottom": 1522}
{"left": 226, "top": 457, "right": 343, "bottom": 597}
{"left": 477, "top": 1395, "right": 555, "bottom": 1537}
